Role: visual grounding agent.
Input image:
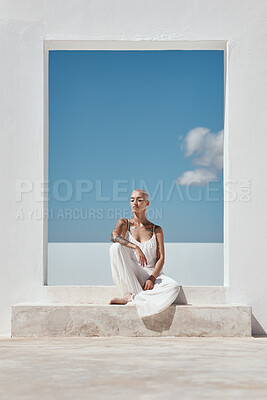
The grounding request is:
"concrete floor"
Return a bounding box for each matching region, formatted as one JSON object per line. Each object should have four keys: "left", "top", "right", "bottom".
{"left": 0, "top": 336, "right": 267, "bottom": 400}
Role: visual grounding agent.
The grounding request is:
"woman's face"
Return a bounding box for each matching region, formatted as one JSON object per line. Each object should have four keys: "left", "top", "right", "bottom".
{"left": 130, "top": 191, "right": 148, "bottom": 213}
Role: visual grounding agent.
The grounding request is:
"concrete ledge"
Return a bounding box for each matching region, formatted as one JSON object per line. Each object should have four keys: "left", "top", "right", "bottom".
{"left": 11, "top": 303, "right": 251, "bottom": 337}
{"left": 43, "top": 285, "right": 228, "bottom": 304}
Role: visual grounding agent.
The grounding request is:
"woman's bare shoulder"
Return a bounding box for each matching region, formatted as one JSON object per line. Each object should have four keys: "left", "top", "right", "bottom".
{"left": 115, "top": 217, "right": 128, "bottom": 226}
{"left": 154, "top": 224, "right": 163, "bottom": 234}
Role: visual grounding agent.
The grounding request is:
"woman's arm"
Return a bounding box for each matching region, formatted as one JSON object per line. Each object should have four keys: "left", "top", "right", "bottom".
{"left": 110, "top": 218, "right": 148, "bottom": 267}
{"left": 110, "top": 218, "right": 137, "bottom": 250}
{"left": 147, "top": 226, "right": 165, "bottom": 283}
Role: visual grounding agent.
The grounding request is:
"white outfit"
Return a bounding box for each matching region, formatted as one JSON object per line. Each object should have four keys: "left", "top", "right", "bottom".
{"left": 109, "top": 219, "right": 181, "bottom": 318}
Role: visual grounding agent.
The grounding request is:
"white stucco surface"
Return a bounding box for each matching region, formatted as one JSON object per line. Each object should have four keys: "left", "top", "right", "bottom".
{"left": 47, "top": 243, "right": 224, "bottom": 286}
{"left": 1, "top": 0, "right": 267, "bottom": 335}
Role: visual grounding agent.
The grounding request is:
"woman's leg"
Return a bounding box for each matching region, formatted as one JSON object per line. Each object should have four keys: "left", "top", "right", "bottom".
{"left": 132, "top": 272, "right": 181, "bottom": 318}
{"left": 109, "top": 242, "right": 150, "bottom": 299}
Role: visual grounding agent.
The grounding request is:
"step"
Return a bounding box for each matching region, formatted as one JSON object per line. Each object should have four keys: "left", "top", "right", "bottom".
{"left": 11, "top": 303, "right": 252, "bottom": 337}
{"left": 43, "top": 285, "right": 228, "bottom": 304}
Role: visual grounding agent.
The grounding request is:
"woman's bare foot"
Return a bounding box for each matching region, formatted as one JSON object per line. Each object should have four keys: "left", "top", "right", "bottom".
{"left": 109, "top": 292, "right": 132, "bottom": 305}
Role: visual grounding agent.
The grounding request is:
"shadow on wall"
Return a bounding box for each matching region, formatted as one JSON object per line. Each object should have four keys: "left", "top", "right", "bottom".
{"left": 252, "top": 314, "right": 267, "bottom": 336}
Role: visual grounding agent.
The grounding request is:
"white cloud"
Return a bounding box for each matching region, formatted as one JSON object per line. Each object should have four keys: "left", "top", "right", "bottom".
{"left": 177, "top": 127, "right": 224, "bottom": 186}
{"left": 177, "top": 168, "right": 219, "bottom": 186}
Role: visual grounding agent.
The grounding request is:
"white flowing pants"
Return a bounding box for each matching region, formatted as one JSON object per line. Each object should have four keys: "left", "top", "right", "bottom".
{"left": 109, "top": 242, "right": 181, "bottom": 318}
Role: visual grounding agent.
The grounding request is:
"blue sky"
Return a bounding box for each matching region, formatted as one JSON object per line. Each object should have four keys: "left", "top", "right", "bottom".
{"left": 48, "top": 49, "right": 224, "bottom": 243}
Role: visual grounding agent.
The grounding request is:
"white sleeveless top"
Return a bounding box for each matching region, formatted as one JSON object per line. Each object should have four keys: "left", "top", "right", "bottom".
{"left": 125, "top": 219, "right": 159, "bottom": 272}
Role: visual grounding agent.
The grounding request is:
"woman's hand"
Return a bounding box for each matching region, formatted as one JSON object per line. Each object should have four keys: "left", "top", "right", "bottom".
{"left": 134, "top": 246, "right": 148, "bottom": 267}
{"left": 143, "top": 277, "right": 155, "bottom": 290}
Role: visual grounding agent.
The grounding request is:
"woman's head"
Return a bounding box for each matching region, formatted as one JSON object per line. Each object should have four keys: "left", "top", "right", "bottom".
{"left": 130, "top": 189, "right": 149, "bottom": 214}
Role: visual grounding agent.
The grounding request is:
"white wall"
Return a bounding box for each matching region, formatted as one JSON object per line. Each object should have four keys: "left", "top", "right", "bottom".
{"left": 1, "top": 0, "right": 267, "bottom": 335}
{"left": 48, "top": 243, "right": 224, "bottom": 286}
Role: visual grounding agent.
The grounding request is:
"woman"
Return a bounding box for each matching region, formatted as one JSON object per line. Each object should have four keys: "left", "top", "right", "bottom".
{"left": 109, "top": 189, "right": 181, "bottom": 318}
